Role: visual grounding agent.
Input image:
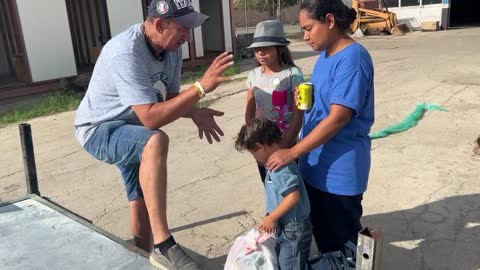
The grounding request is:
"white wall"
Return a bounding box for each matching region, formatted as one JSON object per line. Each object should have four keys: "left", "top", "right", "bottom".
{"left": 16, "top": 0, "right": 77, "bottom": 82}
{"left": 222, "top": 0, "right": 233, "bottom": 52}
{"left": 182, "top": 43, "right": 190, "bottom": 60}
{"left": 342, "top": 0, "right": 352, "bottom": 7}
{"left": 106, "top": 0, "right": 144, "bottom": 37}
{"left": 390, "top": 4, "right": 445, "bottom": 30}
{"left": 192, "top": 1, "right": 204, "bottom": 57}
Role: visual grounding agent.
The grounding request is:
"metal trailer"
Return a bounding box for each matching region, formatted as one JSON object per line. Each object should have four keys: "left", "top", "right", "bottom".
{"left": 0, "top": 124, "right": 154, "bottom": 269}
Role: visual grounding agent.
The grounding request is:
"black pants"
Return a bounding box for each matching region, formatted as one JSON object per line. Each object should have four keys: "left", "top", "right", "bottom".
{"left": 305, "top": 182, "right": 363, "bottom": 254}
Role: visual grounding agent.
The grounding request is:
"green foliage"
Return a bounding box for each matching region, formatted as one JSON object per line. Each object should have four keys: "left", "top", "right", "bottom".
{"left": 182, "top": 55, "right": 242, "bottom": 85}
{"left": 233, "top": 0, "right": 298, "bottom": 12}
{"left": 223, "top": 55, "right": 242, "bottom": 77}
{"left": 0, "top": 89, "right": 81, "bottom": 128}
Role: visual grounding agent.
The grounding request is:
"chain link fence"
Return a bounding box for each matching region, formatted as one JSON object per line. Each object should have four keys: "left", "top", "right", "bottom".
{"left": 232, "top": 0, "right": 304, "bottom": 58}
{"left": 233, "top": 0, "right": 303, "bottom": 34}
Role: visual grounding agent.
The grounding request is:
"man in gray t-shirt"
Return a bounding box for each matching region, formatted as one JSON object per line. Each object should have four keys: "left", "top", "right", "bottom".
{"left": 74, "top": 1, "right": 233, "bottom": 269}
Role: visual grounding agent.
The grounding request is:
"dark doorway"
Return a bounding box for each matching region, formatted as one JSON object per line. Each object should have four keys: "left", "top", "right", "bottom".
{"left": 200, "top": 0, "right": 225, "bottom": 56}
{"left": 450, "top": 0, "right": 480, "bottom": 27}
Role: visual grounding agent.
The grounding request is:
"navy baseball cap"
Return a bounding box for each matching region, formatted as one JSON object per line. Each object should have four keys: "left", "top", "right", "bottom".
{"left": 148, "top": 0, "right": 209, "bottom": 29}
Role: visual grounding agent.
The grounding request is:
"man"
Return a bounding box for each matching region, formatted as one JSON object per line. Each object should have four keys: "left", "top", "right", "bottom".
{"left": 74, "top": 0, "right": 233, "bottom": 269}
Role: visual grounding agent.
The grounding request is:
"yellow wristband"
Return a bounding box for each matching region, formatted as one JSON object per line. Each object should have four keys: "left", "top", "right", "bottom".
{"left": 194, "top": 81, "right": 206, "bottom": 98}
{"left": 194, "top": 84, "right": 204, "bottom": 98}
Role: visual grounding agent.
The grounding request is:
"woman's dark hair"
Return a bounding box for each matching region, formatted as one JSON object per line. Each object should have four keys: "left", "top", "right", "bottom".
{"left": 235, "top": 118, "right": 282, "bottom": 151}
{"left": 254, "top": 45, "right": 297, "bottom": 68}
{"left": 300, "top": 0, "right": 357, "bottom": 32}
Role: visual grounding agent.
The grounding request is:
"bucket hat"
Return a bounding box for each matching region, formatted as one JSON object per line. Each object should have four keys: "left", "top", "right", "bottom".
{"left": 248, "top": 20, "right": 290, "bottom": 48}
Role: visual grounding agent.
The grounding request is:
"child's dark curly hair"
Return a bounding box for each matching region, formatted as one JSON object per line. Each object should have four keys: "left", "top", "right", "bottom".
{"left": 235, "top": 118, "right": 282, "bottom": 152}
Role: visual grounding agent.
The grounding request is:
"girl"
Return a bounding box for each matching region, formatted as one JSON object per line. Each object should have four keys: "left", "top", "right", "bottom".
{"left": 267, "top": 0, "right": 375, "bottom": 254}
{"left": 245, "top": 20, "right": 305, "bottom": 184}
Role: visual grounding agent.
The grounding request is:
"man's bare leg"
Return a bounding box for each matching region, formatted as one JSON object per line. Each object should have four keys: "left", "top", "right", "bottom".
{"left": 140, "top": 131, "right": 202, "bottom": 269}
{"left": 139, "top": 132, "right": 171, "bottom": 244}
{"left": 130, "top": 199, "right": 153, "bottom": 252}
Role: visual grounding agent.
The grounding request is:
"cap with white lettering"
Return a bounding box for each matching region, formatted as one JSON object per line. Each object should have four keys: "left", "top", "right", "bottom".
{"left": 148, "top": 0, "right": 208, "bottom": 29}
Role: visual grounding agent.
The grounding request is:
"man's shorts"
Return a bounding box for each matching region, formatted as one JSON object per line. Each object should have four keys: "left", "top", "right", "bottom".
{"left": 83, "top": 121, "right": 160, "bottom": 201}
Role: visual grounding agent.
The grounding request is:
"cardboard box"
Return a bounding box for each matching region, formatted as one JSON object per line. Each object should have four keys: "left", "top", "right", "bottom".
{"left": 90, "top": 46, "right": 103, "bottom": 63}
{"left": 421, "top": 21, "right": 439, "bottom": 31}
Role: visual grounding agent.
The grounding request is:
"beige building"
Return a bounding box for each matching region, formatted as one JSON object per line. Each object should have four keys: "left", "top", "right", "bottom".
{"left": 0, "top": 0, "right": 235, "bottom": 102}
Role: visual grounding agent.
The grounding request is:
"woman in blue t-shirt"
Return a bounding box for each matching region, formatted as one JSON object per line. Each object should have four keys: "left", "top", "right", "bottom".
{"left": 267, "top": 0, "right": 375, "bottom": 254}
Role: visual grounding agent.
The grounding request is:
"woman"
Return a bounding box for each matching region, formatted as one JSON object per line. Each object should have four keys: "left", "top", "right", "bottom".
{"left": 267, "top": 0, "right": 375, "bottom": 254}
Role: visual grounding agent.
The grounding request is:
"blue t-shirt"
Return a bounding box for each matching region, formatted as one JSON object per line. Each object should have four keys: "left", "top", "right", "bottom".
{"left": 299, "top": 43, "right": 375, "bottom": 196}
{"left": 265, "top": 163, "right": 310, "bottom": 225}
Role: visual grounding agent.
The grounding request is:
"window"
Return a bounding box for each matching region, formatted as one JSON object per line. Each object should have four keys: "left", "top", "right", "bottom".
{"left": 387, "top": 0, "right": 442, "bottom": 8}
{"left": 401, "top": 0, "right": 420, "bottom": 6}
{"left": 385, "top": 0, "right": 400, "bottom": 8}
{"left": 422, "top": 0, "right": 442, "bottom": 4}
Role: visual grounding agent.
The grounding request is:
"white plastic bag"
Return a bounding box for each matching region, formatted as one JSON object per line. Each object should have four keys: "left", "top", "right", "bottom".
{"left": 224, "top": 228, "right": 278, "bottom": 270}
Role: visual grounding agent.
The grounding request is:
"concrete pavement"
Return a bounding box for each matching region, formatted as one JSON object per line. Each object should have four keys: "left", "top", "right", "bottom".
{"left": 1, "top": 28, "right": 480, "bottom": 269}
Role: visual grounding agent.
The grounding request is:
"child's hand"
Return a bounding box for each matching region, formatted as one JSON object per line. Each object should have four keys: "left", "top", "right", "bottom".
{"left": 294, "top": 87, "right": 300, "bottom": 107}
{"left": 258, "top": 216, "right": 277, "bottom": 233}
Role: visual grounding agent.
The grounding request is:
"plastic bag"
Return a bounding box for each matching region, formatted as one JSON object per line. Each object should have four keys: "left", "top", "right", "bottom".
{"left": 370, "top": 102, "right": 447, "bottom": 140}
{"left": 224, "top": 228, "right": 278, "bottom": 270}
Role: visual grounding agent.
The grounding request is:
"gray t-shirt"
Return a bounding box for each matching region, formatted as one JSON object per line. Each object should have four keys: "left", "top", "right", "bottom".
{"left": 246, "top": 66, "right": 304, "bottom": 133}
{"left": 74, "top": 23, "right": 182, "bottom": 146}
{"left": 265, "top": 163, "right": 310, "bottom": 225}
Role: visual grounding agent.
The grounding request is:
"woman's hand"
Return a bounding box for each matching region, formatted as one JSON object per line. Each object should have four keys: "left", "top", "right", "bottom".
{"left": 266, "top": 148, "right": 298, "bottom": 172}
{"left": 294, "top": 87, "right": 300, "bottom": 107}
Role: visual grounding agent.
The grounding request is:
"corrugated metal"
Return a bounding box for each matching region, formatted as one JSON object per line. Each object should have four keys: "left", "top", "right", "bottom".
{"left": 65, "top": 0, "right": 111, "bottom": 69}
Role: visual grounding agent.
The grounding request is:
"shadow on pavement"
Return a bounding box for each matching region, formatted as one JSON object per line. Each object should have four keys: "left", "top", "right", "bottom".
{"left": 363, "top": 194, "right": 480, "bottom": 269}
{"left": 126, "top": 195, "right": 480, "bottom": 269}
{"left": 170, "top": 211, "right": 249, "bottom": 233}
{"left": 127, "top": 211, "right": 250, "bottom": 269}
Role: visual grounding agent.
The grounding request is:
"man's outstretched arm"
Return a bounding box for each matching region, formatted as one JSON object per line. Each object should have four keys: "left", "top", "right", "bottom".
{"left": 132, "top": 52, "right": 233, "bottom": 130}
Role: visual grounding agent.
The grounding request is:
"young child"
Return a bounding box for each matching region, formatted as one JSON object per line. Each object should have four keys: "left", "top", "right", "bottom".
{"left": 245, "top": 20, "right": 305, "bottom": 183}
{"left": 235, "top": 118, "right": 312, "bottom": 270}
